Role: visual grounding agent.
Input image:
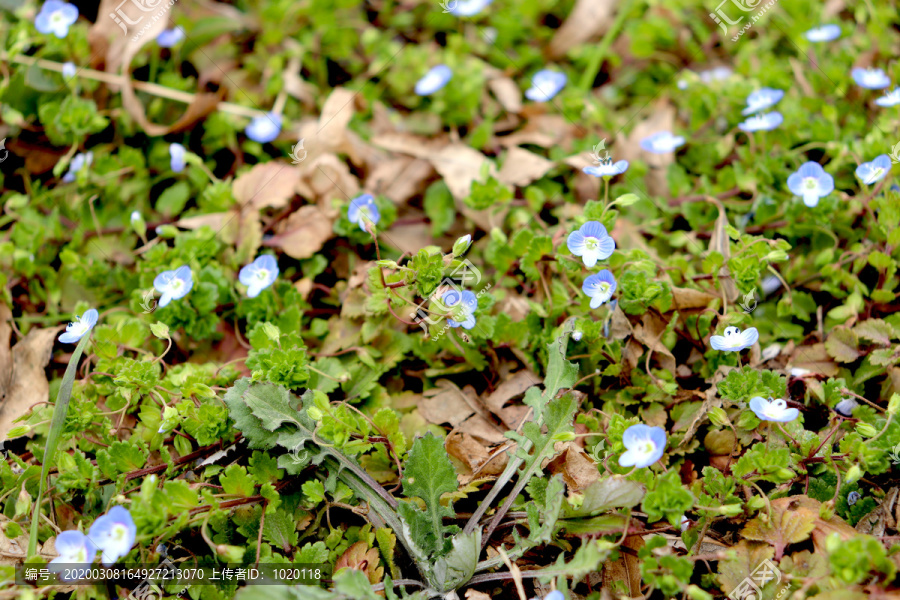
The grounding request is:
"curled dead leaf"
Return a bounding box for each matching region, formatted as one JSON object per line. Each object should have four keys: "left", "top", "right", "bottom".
{"left": 232, "top": 162, "right": 302, "bottom": 210}
{"left": 0, "top": 326, "right": 59, "bottom": 439}
{"left": 268, "top": 205, "right": 334, "bottom": 259}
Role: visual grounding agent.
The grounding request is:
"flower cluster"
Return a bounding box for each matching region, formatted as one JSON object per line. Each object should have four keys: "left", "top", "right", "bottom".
{"left": 567, "top": 221, "right": 618, "bottom": 310}
{"left": 49, "top": 507, "right": 136, "bottom": 581}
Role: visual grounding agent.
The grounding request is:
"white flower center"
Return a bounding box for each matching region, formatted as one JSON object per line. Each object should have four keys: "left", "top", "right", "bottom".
{"left": 803, "top": 178, "right": 818, "bottom": 190}
{"left": 51, "top": 12, "right": 66, "bottom": 25}
{"left": 170, "top": 279, "right": 183, "bottom": 292}
{"left": 638, "top": 441, "right": 655, "bottom": 455}
{"left": 596, "top": 282, "right": 610, "bottom": 295}
{"left": 870, "top": 167, "right": 884, "bottom": 180}
{"left": 255, "top": 268, "right": 269, "bottom": 282}
{"left": 112, "top": 524, "right": 127, "bottom": 541}
{"left": 584, "top": 237, "right": 599, "bottom": 251}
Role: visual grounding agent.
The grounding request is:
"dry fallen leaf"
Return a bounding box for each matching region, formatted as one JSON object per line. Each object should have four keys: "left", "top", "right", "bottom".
{"left": 483, "top": 370, "right": 539, "bottom": 415}
{"left": 496, "top": 147, "right": 555, "bottom": 188}
{"left": 547, "top": 443, "right": 600, "bottom": 492}
{"left": 601, "top": 534, "right": 643, "bottom": 598}
{"left": 464, "top": 590, "right": 492, "bottom": 600}
{"left": 0, "top": 326, "right": 58, "bottom": 439}
{"left": 232, "top": 162, "right": 302, "bottom": 210}
{"left": 268, "top": 205, "right": 334, "bottom": 259}
{"left": 619, "top": 101, "right": 675, "bottom": 198}
{"left": 429, "top": 144, "right": 496, "bottom": 201}
{"left": 0, "top": 304, "right": 12, "bottom": 401}
{"left": 671, "top": 287, "right": 717, "bottom": 310}
{"left": 549, "top": 0, "right": 619, "bottom": 58}
{"left": 487, "top": 76, "right": 523, "bottom": 114}
{"left": 446, "top": 431, "right": 507, "bottom": 479}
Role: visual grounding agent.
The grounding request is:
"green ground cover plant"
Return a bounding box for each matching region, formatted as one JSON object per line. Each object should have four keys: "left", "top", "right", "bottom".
{"left": 2, "top": 0, "right": 900, "bottom": 598}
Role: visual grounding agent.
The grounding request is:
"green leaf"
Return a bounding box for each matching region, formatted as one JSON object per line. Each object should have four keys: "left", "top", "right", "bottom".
{"left": 220, "top": 464, "right": 257, "bottom": 497}
{"left": 263, "top": 509, "right": 300, "bottom": 552}
{"left": 429, "top": 531, "right": 480, "bottom": 592}
{"left": 398, "top": 433, "right": 458, "bottom": 557}
{"left": 562, "top": 476, "right": 645, "bottom": 518}
{"left": 854, "top": 319, "right": 897, "bottom": 346}
{"left": 825, "top": 327, "right": 861, "bottom": 363}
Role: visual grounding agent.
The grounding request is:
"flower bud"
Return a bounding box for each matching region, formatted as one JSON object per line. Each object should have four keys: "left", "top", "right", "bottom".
{"left": 855, "top": 422, "right": 878, "bottom": 438}
{"left": 572, "top": 330, "right": 583, "bottom": 342}
{"left": 747, "top": 497, "right": 767, "bottom": 512}
{"left": 216, "top": 544, "right": 245, "bottom": 562}
{"left": 774, "top": 468, "right": 796, "bottom": 482}
{"left": 718, "top": 504, "right": 743, "bottom": 517}
{"left": 844, "top": 464, "right": 863, "bottom": 485}
{"left": 686, "top": 585, "right": 714, "bottom": 600}
{"left": 261, "top": 322, "right": 281, "bottom": 343}
{"left": 6, "top": 425, "right": 31, "bottom": 438}
{"left": 889, "top": 394, "right": 900, "bottom": 416}
{"left": 819, "top": 500, "right": 835, "bottom": 521}
{"left": 452, "top": 234, "right": 472, "bottom": 256}
{"left": 307, "top": 407, "right": 324, "bottom": 421}
{"left": 131, "top": 211, "right": 146, "bottom": 240}
{"left": 708, "top": 407, "right": 730, "bottom": 427}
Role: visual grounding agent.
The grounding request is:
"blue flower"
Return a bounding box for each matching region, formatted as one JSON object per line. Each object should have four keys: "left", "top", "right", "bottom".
{"left": 851, "top": 67, "right": 891, "bottom": 90}
{"left": 639, "top": 131, "right": 685, "bottom": 154}
{"left": 62, "top": 151, "right": 93, "bottom": 183}
{"left": 787, "top": 161, "right": 834, "bottom": 207}
{"left": 738, "top": 111, "right": 783, "bottom": 132}
{"left": 834, "top": 397, "right": 859, "bottom": 417}
{"left": 89, "top": 506, "right": 137, "bottom": 567}
{"left": 62, "top": 61, "right": 76, "bottom": 80}
{"left": 156, "top": 26, "right": 185, "bottom": 48}
{"left": 567, "top": 222, "right": 615, "bottom": 267}
{"left": 347, "top": 193, "right": 380, "bottom": 231}
{"left": 49, "top": 531, "right": 97, "bottom": 581}
{"left": 442, "top": 289, "right": 477, "bottom": 329}
{"left": 239, "top": 255, "right": 279, "bottom": 298}
{"left": 169, "top": 143, "right": 186, "bottom": 173}
{"left": 848, "top": 491, "right": 860, "bottom": 506}
{"left": 525, "top": 70, "right": 567, "bottom": 102}
{"left": 35, "top": 0, "right": 78, "bottom": 38}
{"left": 542, "top": 592, "right": 564, "bottom": 600}
{"left": 856, "top": 155, "right": 891, "bottom": 185}
{"left": 875, "top": 88, "right": 900, "bottom": 107}
{"left": 58, "top": 308, "right": 98, "bottom": 344}
{"left": 245, "top": 112, "right": 282, "bottom": 143}
{"left": 709, "top": 326, "right": 758, "bottom": 352}
{"left": 448, "top": 0, "right": 493, "bottom": 16}
{"left": 582, "top": 270, "right": 617, "bottom": 309}
{"left": 742, "top": 88, "right": 784, "bottom": 115}
{"left": 131, "top": 211, "right": 142, "bottom": 224}
{"left": 804, "top": 25, "right": 841, "bottom": 42}
{"left": 153, "top": 266, "right": 193, "bottom": 307}
{"left": 619, "top": 424, "right": 666, "bottom": 468}
{"left": 415, "top": 65, "right": 452, "bottom": 96}
{"left": 583, "top": 159, "right": 629, "bottom": 179}
{"left": 749, "top": 396, "right": 799, "bottom": 423}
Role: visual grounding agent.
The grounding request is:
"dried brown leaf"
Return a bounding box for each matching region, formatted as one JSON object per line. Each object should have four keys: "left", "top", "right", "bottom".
{"left": 483, "top": 370, "right": 539, "bottom": 415}
{"left": 497, "top": 147, "right": 555, "bottom": 187}
{"left": 269, "top": 205, "right": 334, "bottom": 259}
{"left": 487, "top": 76, "right": 523, "bottom": 113}
{"left": 549, "top": 0, "right": 619, "bottom": 58}
{"left": 232, "top": 162, "right": 301, "bottom": 210}
{"left": 0, "top": 327, "right": 58, "bottom": 439}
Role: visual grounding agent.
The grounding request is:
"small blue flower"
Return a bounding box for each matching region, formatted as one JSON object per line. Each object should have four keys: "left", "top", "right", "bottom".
{"left": 525, "top": 70, "right": 567, "bottom": 102}
{"left": 62, "top": 61, "right": 76, "bottom": 80}
{"left": 856, "top": 155, "right": 891, "bottom": 185}
{"left": 239, "top": 255, "right": 279, "bottom": 298}
{"left": 787, "top": 161, "right": 834, "bottom": 207}
{"left": 153, "top": 266, "right": 193, "bottom": 307}
{"left": 62, "top": 151, "right": 93, "bottom": 183}
{"left": 543, "top": 592, "right": 564, "bottom": 600}
{"left": 89, "top": 506, "right": 137, "bottom": 567}
{"left": 415, "top": 65, "right": 453, "bottom": 96}
{"left": 709, "top": 326, "right": 758, "bottom": 352}
{"left": 749, "top": 396, "right": 799, "bottom": 423}
{"left": 851, "top": 67, "right": 891, "bottom": 90}
{"left": 619, "top": 424, "right": 666, "bottom": 468}
{"left": 442, "top": 289, "right": 477, "bottom": 329}
{"left": 347, "top": 194, "right": 380, "bottom": 231}
{"left": 875, "top": 88, "right": 900, "bottom": 107}
{"left": 582, "top": 270, "right": 617, "bottom": 309}
{"left": 639, "top": 131, "right": 685, "bottom": 154}
{"left": 834, "top": 397, "right": 859, "bottom": 417}
{"left": 156, "top": 26, "right": 185, "bottom": 48}
{"left": 804, "top": 25, "right": 841, "bottom": 42}
{"left": 567, "top": 222, "right": 615, "bottom": 268}
{"left": 169, "top": 143, "right": 186, "bottom": 172}
{"left": 131, "top": 211, "right": 142, "bottom": 224}
{"left": 58, "top": 308, "right": 99, "bottom": 344}
{"left": 848, "top": 491, "right": 860, "bottom": 506}
{"left": 583, "top": 159, "right": 629, "bottom": 179}
{"left": 245, "top": 112, "right": 282, "bottom": 143}
{"left": 49, "top": 531, "right": 97, "bottom": 581}
{"left": 448, "top": 0, "right": 493, "bottom": 16}
{"left": 35, "top": 0, "right": 79, "bottom": 38}
{"left": 742, "top": 88, "right": 784, "bottom": 115}
{"left": 738, "top": 111, "right": 783, "bottom": 132}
